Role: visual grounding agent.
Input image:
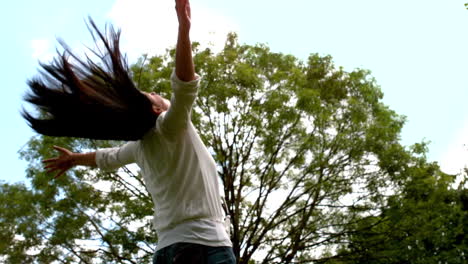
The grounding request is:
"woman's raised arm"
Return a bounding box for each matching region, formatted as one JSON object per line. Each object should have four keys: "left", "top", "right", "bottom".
{"left": 175, "top": 0, "right": 196, "bottom": 82}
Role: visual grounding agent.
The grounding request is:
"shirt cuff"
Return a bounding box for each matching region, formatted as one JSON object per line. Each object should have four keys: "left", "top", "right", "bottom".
{"left": 95, "top": 149, "right": 107, "bottom": 170}
{"left": 95, "top": 147, "right": 120, "bottom": 171}
{"left": 171, "top": 70, "right": 201, "bottom": 90}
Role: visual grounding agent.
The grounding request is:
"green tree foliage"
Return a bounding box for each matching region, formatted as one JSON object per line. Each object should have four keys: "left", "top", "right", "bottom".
{"left": 2, "top": 136, "right": 157, "bottom": 263}
{"left": 3, "top": 33, "right": 462, "bottom": 263}
{"left": 184, "top": 34, "right": 407, "bottom": 263}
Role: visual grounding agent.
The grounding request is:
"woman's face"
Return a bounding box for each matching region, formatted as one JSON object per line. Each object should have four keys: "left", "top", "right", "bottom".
{"left": 143, "top": 92, "right": 171, "bottom": 114}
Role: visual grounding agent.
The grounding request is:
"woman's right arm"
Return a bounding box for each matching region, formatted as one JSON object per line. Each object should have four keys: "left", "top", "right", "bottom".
{"left": 44, "top": 143, "right": 137, "bottom": 178}
{"left": 43, "top": 146, "right": 96, "bottom": 178}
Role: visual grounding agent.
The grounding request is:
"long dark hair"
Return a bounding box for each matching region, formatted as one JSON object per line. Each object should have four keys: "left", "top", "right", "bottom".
{"left": 22, "top": 18, "right": 157, "bottom": 141}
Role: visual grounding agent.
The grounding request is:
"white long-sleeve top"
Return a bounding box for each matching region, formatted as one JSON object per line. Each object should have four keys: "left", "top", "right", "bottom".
{"left": 95, "top": 71, "right": 232, "bottom": 250}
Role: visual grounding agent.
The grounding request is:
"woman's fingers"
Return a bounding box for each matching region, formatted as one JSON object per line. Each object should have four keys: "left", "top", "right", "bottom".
{"left": 54, "top": 169, "right": 68, "bottom": 179}
{"left": 46, "top": 166, "right": 58, "bottom": 174}
{"left": 44, "top": 160, "right": 71, "bottom": 175}
{"left": 42, "top": 158, "right": 58, "bottom": 163}
{"left": 53, "top": 145, "right": 70, "bottom": 154}
{"left": 47, "top": 164, "right": 71, "bottom": 178}
{"left": 43, "top": 146, "right": 73, "bottom": 178}
{"left": 44, "top": 164, "right": 55, "bottom": 170}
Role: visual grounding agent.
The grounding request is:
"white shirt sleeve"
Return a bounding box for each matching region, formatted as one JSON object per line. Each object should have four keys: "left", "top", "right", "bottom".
{"left": 158, "top": 70, "right": 200, "bottom": 136}
{"left": 95, "top": 141, "right": 138, "bottom": 171}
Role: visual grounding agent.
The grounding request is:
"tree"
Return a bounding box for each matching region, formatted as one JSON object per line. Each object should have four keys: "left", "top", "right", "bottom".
{"left": 4, "top": 33, "right": 420, "bottom": 263}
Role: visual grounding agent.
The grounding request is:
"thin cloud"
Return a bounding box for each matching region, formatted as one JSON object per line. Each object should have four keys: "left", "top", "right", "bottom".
{"left": 439, "top": 121, "right": 468, "bottom": 175}
{"left": 107, "top": 0, "right": 239, "bottom": 62}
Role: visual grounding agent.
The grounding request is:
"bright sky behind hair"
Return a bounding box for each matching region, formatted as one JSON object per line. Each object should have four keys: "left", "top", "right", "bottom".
{"left": 1, "top": 0, "right": 468, "bottom": 184}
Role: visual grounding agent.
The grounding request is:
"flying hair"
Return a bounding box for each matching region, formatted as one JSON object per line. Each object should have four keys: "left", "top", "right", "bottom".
{"left": 22, "top": 17, "right": 157, "bottom": 141}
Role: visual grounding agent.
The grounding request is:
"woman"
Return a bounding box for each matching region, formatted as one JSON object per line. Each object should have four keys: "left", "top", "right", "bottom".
{"left": 22, "top": 0, "right": 235, "bottom": 263}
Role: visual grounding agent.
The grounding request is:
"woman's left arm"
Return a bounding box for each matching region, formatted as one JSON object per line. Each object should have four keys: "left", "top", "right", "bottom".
{"left": 175, "top": 0, "right": 196, "bottom": 82}
{"left": 158, "top": 0, "right": 200, "bottom": 136}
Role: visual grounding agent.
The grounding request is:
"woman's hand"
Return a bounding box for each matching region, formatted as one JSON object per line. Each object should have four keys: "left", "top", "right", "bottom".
{"left": 43, "top": 146, "right": 97, "bottom": 179}
{"left": 176, "top": 0, "right": 191, "bottom": 32}
{"left": 43, "top": 146, "right": 76, "bottom": 178}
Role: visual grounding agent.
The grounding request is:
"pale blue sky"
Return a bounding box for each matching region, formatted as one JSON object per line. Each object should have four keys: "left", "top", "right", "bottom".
{"left": 2, "top": 0, "right": 468, "bottom": 183}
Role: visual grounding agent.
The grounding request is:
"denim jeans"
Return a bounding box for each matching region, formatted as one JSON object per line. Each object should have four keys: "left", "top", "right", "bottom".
{"left": 153, "top": 243, "right": 236, "bottom": 264}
